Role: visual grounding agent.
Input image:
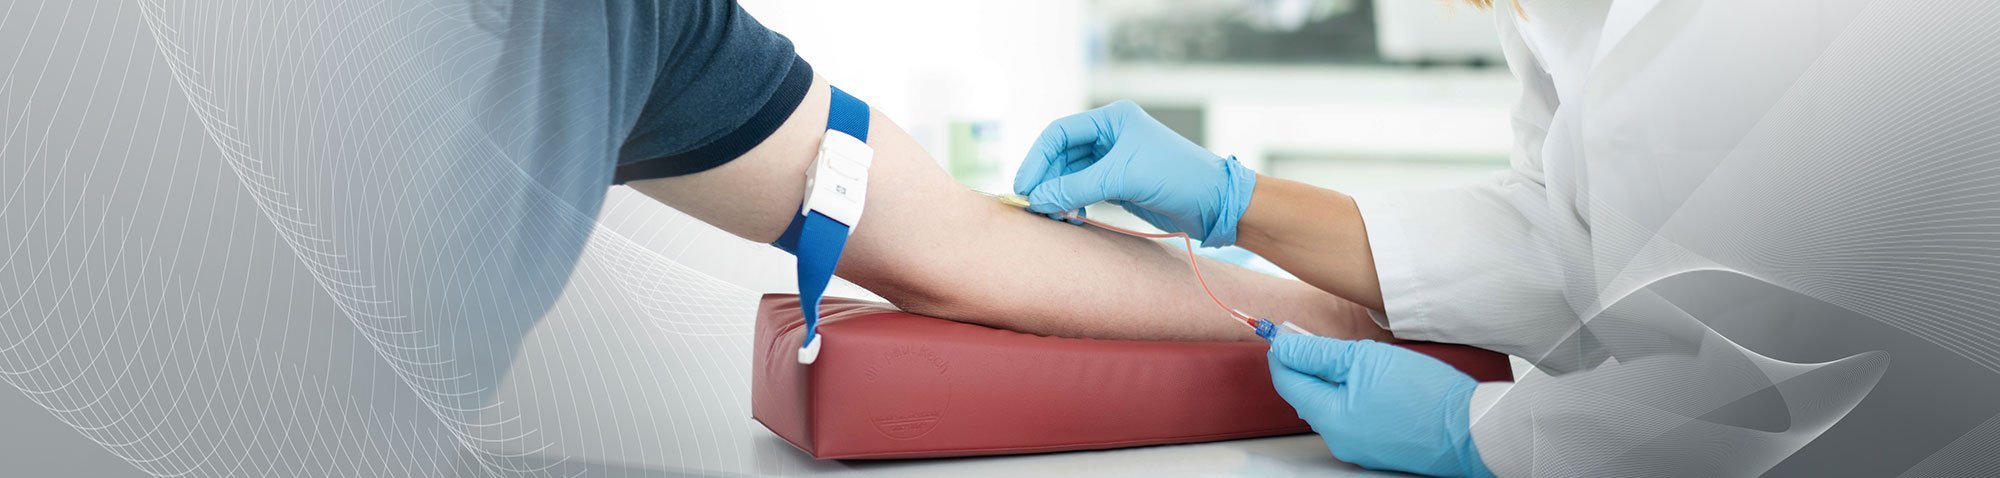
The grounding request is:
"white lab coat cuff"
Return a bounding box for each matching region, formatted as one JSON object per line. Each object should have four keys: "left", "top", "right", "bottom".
{"left": 1351, "top": 192, "right": 1444, "bottom": 341}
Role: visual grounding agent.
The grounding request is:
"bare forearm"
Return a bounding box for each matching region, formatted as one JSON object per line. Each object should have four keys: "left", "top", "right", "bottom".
{"left": 1236, "top": 175, "right": 1386, "bottom": 312}
{"left": 848, "top": 187, "right": 1380, "bottom": 341}
{"left": 631, "top": 77, "right": 1387, "bottom": 341}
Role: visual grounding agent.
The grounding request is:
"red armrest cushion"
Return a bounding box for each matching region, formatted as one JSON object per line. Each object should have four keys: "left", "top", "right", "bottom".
{"left": 751, "top": 294, "right": 1510, "bottom": 460}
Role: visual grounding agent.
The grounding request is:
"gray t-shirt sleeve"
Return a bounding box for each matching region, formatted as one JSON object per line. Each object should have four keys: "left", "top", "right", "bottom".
{"left": 609, "top": 0, "right": 813, "bottom": 184}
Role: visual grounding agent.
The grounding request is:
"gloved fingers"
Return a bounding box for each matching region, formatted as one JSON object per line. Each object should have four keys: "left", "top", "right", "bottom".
{"left": 1270, "top": 335, "right": 1360, "bottom": 384}
{"left": 1267, "top": 352, "right": 1333, "bottom": 395}
{"left": 1016, "top": 109, "right": 1119, "bottom": 195}
{"left": 1268, "top": 353, "right": 1348, "bottom": 419}
{"left": 1017, "top": 146, "right": 1098, "bottom": 210}
{"left": 1024, "top": 158, "right": 1122, "bottom": 214}
{"left": 1042, "top": 207, "right": 1085, "bottom": 225}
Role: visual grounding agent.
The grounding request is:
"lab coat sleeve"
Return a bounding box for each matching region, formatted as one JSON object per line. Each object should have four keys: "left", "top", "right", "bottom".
{"left": 1351, "top": 8, "right": 1584, "bottom": 363}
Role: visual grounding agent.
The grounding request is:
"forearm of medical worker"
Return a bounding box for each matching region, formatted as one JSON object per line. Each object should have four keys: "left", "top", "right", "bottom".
{"left": 1242, "top": 179, "right": 1498, "bottom": 477}
{"left": 1234, "top": 175, "right": 1386, "bottom": 312}
{"left": 630, "top": 76, "right": 1392, "bottom": 342}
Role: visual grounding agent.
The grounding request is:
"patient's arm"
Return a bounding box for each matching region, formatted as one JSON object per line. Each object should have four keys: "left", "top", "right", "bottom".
{"left": 629, "top": 77, "right": 1390, "bottom": 342}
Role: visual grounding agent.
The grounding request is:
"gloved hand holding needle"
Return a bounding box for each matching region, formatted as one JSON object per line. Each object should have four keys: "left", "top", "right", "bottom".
{"left": 1269, "top": 335, "right": 1493, "bottom": 478}
{"left": 1014, "top": 101, "right": 1494, "bottom": 477}
{"left": 1012, "top": 100, "right": 1258, "bottom": 247}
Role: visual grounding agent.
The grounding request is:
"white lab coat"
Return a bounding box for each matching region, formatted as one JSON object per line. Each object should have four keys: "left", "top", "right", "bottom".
{"left": 1355, "top": 0, "right": 1875, "bottom": 363}
{"left": 1354, "top": 0, "right": 1620, "bottom": 364}
{"left": 1354, "top": 0, "right": 1984, "bottom": 475}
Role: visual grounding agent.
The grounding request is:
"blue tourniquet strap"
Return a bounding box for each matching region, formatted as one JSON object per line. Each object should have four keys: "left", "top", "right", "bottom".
{"left": 826, "top": 87, "right": 870, "bottom": 142}
{"left": 785, "top": 85, "right": 868, "bottom": 353}
{"left": 795, "top": 211, "right": 848, "bottom": 347}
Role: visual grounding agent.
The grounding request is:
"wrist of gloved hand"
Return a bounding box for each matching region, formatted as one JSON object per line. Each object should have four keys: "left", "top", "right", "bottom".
{"left": 1199, "top": 156, "right": 1257, "bottom": 247}
{"left": 1110, "top": 155, "right": 1255, "bottom": 247}
{"left": 1441, "top": 379, "right": 1496, "bottom": 478}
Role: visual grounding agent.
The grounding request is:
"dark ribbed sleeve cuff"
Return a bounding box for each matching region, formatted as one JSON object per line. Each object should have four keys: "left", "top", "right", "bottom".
{"left": 613, "top": 56, "right": 813, "bottom": 184}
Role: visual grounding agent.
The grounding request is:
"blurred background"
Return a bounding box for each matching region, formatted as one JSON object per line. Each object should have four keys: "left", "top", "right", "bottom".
{"left": 744, "top": 0, "right": 1516, "bottom": 198}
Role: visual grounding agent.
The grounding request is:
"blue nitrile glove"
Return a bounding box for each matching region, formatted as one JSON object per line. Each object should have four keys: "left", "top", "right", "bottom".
{"left": 1013, "top": 100, "right": 1257, "bottom": 247}
{"left": 1268, "top": 335, "right": 1494, "bottom": 478}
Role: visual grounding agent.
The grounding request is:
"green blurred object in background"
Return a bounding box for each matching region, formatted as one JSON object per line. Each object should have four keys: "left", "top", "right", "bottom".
{"left": 948, "top": 119, "right": 1004, "bottom": 186}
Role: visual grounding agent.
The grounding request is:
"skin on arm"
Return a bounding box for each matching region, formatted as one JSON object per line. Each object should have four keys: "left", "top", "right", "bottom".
{"left": 1236, "top": 175, "right": 1385, "bottom": 312}
{"left": 629, "top": 77, "right": 1390, "bottom": 341}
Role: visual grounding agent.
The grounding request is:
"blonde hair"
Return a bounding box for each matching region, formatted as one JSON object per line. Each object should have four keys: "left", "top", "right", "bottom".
{"left": 1459, "top": 0, "right": 1527, "bottom": 17}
